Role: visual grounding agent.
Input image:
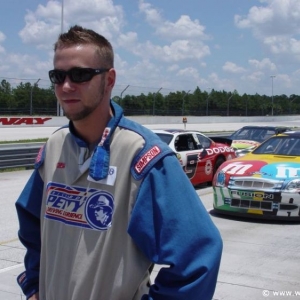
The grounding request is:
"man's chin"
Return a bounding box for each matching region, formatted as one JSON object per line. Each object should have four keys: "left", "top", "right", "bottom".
{"left": 64, "top": 110, "right": 92, "bottom": 121}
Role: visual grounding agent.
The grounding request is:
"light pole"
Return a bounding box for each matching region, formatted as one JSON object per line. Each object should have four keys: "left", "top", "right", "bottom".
{"left": 120, "top": 85, "right": 129, "bottom": 106}
{"left": 61, "top": 0, "right": 64, "bottom": 33}
{"left": 289, "top": 96, "right": 299, "bottom": 114}
{"left": 182, "top": 90, "right": 190, "bottom": 115}
{"left": 227, "top": 92, "right": 234, "bottom": 116}
{"left": 270, "top": 75, "right": 276, "bottom": 116}
{"left": 30, "top": 78, "right": 40, "bottom": 116}
{"left": 206, "top": 88, "right": 212, "bottom": 116}
{"left": 57, "top": 0, "right": 65, "bottom": 116}
{"left": 153, "top": 87, "right": 162, "bottom": 116}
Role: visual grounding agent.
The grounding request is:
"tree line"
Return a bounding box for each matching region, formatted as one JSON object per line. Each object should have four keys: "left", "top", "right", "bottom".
{"left": 1, "top": 79, "right": 299, "bottom": 116}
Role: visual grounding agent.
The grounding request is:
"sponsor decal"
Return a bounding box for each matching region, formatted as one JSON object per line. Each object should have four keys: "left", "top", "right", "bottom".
{"left": 232, "top": 140, "right": 258, "bottom": 146}
{"left": 0, "top": 117, "right": 52, "bottom": 125}
{"left": 56, "top": 162, "right": 66, "bottom": 169}
{"left": 88, "top": 166, "right": 117, "bottom": 186}
{"left": 206, "top": 147, "right": 235, "bottom": 155}
{"left": 45, "top": 182, "right": 114, "bottom": 230}
{"left": 18, "top": 272, "right": 26, "bottom": 284}
{"left": 219, "top": 161, "right": 267, "bottom": 175}
{"left": 98, "top": 127, "right": 111, "bottom": 146}
{"left": 205, "top": 160, "right": 213, "bottom": 175}
{"left": 135, "top": 146, "right": 161, "bottom": 173}
{"left": 231, "top": 190, "right": 274, "bottom": 200}
{"left": 221, "top": 161, "right": 300, "bottom": 180}
{"left": 35, "top": 145, "right": 45, "bottom": 164}
{"left": 216, "top": 171, "right": 226, "bottom": 186}
{"left": 260, "top": 163, "right": 300, "bottom": 179}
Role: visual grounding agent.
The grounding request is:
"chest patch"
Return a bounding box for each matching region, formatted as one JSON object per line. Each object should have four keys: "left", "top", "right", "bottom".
{"left": 45, "top": 182, "right": 114, "bottom": 230}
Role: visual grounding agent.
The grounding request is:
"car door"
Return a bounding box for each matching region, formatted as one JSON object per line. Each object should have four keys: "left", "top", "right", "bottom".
{"left": 175, "top": 133, "right": 202, "bottom": 184}
{"left": 195, "top": 133, "right": 215, "bottom": 183}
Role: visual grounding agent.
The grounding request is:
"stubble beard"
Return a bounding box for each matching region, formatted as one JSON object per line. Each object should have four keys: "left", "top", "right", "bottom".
{"left": 63, "top": 80, "right": 106, "bottom": 121}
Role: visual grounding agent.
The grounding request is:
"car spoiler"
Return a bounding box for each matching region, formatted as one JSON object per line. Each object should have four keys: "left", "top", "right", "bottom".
{"left": 210, "top": 136, "right": 232, "bottom": 146}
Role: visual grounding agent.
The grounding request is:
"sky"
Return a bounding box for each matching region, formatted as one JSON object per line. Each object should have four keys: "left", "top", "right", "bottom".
{"left": 1, "top": 0, "right": 300, "bottom": 98}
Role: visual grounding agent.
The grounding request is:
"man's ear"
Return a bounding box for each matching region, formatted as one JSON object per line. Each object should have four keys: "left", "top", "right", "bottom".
{"left": 106, "top": 68, "right": 116, "bottom": 89}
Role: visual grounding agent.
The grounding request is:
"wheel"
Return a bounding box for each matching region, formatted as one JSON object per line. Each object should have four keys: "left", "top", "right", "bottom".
{"left": 213, "top": 157, "right": 225, "bottom": 175}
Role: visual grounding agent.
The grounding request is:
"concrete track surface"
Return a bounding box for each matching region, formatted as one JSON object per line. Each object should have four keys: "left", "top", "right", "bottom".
{"left": 1, "top": 170, "right": 299, "bottom": 300}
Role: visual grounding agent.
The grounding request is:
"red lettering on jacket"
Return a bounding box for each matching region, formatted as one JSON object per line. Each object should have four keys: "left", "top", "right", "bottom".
{"left": 135, "top": 146, "right": 161, "bottom": 173}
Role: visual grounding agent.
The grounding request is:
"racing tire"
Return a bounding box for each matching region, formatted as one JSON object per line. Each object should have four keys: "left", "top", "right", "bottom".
{"left": 213, "top": 157, "right": 225, "bottom": 175}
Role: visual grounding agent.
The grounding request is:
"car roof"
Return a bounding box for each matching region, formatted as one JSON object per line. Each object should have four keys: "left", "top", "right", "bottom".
{"left": 152, "top": 129, "right": 189, "bottom": 134}
{"left": 279, "top": 130, "right": 300, "bottom": 137}
{"left": 237, "top": 125, "right": 290, "bottom": 129}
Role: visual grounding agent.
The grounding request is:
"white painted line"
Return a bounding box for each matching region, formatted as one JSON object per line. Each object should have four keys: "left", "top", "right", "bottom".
{"left": 0, "top": 263, "right": 24, "bottom": 274}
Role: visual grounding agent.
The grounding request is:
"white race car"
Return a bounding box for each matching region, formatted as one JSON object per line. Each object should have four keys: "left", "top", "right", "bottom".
{"left": 153, "top": 129, "right": 236, "bottom": 186}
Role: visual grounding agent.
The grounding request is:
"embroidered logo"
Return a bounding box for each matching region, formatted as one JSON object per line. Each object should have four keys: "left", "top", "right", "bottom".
{"left": 135, "top": 146, "right": 161, "bottom": 173}
{"left": 18, "top": 272, "right": 26, "bottom": 284}
{"left": 98, "top": 127, "right": 111, "bottom": 146}
{"left": 35, "top": 144, "right": 45, "bottom": 164}
{"left": 45, "top": 182, "right": 114, "bottom": 231}
{"left": 56, "top": 162, "right": 65, "bottom": 169}
{"left": 86, "top": 192, "right": 114, "bottom": 230}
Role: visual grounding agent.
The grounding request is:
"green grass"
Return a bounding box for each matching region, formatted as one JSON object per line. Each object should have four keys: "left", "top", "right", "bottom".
{"left": 0, "top": 167, "right": 33, "bottom": 173}
{"left": 0, "top": 138, "right": 48, "bottom": 144}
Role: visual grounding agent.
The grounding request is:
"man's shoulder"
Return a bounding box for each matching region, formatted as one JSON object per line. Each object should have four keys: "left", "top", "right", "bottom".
{"left": 118, "top": 117, "right": 160, "bottom": 142}
{"left": 118, "top": 117, "right": 175, "bottom": 180}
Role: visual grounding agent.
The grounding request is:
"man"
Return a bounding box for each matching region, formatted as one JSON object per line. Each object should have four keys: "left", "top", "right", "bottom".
{"left": 16, "top": 25, "right": 223, "bottom": 300}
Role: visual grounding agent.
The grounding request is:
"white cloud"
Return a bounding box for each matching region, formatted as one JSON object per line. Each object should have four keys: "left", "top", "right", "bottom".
{"left": 155, "top": 15, "right": 209, "bottom": 40}
{"left": 248, "top": 58, "right": 276, "bottom": 71}
{"left": 0, "top": 31, "right": 6, "bottom": 54}
{"left": 0, "top": 31, "right": 6, "bottom": 43}
{"left": 234, "top": 0, "right": 300, "bottom": 58}
{"left": 223, "top": 62, "right": 246, "bottom": 73}
{"left": 137, "top": 0, "right": 210, "bottom": 62}
{"left": 19, "top": 0, "right": 125, "bottom": 49}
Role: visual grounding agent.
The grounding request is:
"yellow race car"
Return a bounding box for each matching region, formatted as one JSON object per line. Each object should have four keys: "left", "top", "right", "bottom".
{"left": 213, "top": 130, "right": 300, "bottom": 221}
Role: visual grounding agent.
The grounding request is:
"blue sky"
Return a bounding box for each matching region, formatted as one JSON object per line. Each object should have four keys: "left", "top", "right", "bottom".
{"left": 1, "top": 0, "right": 300, "bottom": 98}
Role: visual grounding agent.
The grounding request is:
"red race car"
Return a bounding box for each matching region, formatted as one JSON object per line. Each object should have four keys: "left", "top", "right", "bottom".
{"left": 153, "top": 129, "right": 236, "bottom": 186}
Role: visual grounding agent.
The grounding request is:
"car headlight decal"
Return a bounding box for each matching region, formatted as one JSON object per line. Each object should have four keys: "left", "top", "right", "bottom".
{"left": 285, "top": 179, "right": 300, "bottom": 191}
{"left": 216, "top": 171, "right": 226, "bottom": 187}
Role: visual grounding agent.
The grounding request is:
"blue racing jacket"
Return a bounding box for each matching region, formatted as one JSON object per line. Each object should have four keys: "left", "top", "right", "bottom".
{"left": 15, "top": 101, "right": 223, "bottom": 300}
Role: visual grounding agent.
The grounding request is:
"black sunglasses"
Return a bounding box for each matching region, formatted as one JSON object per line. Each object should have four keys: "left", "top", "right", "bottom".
{"left": 48, "top": 67, "right": 109, "bottom": 84}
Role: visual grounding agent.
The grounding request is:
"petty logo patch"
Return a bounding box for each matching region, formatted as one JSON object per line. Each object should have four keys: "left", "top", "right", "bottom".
{"left": 85, "top": 191, "right": 114, "bottom": 230}
{"left": 45, "top": 182, "right": 114, "bottom": 230}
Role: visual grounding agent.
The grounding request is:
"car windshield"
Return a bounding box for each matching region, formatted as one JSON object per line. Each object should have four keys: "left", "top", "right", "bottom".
{"left": 230, "top": 128, "right": 276, "bottom": 142}
{"left": 253, "top": 136, "right": 300, "bottom": 156}
{"left": 155, "top": 133, "right": 173, "bottom": 145}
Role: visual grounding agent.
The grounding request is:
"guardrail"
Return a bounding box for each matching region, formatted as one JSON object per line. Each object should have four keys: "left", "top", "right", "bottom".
{"left": 0, "top": 143, "right": 43, "bottom": 170}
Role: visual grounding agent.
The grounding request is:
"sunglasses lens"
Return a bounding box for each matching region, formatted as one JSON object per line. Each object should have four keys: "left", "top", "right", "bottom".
{"left": 71, "top": 68, "right": 94, "bottom": 83}
{"left": 49, "top": 68, "right": 107, "bottom": 84}
{"left": 49, "top": 70, "right": 66, "bottom": 84}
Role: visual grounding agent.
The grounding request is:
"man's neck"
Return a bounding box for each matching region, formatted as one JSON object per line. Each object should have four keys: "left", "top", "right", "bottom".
{"left": 72, "top": 106, "right": 113, "bottom": 146}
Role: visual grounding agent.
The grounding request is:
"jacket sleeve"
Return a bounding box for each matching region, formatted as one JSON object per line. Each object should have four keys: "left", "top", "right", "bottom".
{"left": 128, "top": 154, "right": 223, "bottom": 300}
{"left": 15, "top": 169, "right": 44, "bottom": 298}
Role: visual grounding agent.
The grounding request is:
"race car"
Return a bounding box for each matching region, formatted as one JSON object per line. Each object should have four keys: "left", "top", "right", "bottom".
{"left": 212, "top": 131, "right": 300, "bottom": 221}
{"left": 152, "top": 129, "right": 236, "bottom": 186}
{"left": 229, "top": 125, "right": 291, "bottom": 155}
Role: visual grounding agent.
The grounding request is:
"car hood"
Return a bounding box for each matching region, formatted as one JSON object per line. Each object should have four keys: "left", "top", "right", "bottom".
{"left": 231, "top": 139, "right": 260, "bottom": 149}
{"left": 216, "top": 153, "right": 300, "bottom": 181}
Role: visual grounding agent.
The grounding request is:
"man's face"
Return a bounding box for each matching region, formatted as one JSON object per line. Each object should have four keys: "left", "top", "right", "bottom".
{"left": 53, "top": 44, "right": 115, "bottom": 121}
{"left": 94, "top": 207, "right": 106, "bottom": 221}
